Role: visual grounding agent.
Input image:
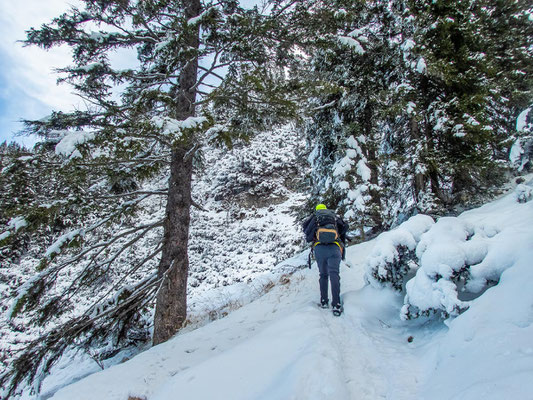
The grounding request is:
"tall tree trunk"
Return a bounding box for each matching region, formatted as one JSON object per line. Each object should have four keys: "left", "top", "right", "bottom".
{"left": 153, "top": 0, "right": 201, "bottom": 346}
{"left": 418, "top": 75, "right": 444, "bottom": 205}
{"left": 410, "top": 116, "right": 425, "bottom": 202}
{"left": 363, "top": 102, "right": 383, "bottom": 232}
{"left": 153, "top": 147, "right": 193, "bottom": 345}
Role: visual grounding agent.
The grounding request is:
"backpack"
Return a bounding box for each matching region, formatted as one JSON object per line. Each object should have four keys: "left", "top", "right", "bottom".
{"left": 315, "top": 209, "right": 339, "bottom": 244}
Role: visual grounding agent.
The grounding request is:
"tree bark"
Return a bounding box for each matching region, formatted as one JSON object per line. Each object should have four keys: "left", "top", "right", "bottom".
{"left": 363, "top": 102, "right": 383, "bottom": 232}
{"left": 153, "top": 0, "right": 201, "bottom": 346}
{"left": 153, "top": 146, "right": 193, "bottom": 345}
{"left": 410, "top": 116, "right": 425, "bottom": 202}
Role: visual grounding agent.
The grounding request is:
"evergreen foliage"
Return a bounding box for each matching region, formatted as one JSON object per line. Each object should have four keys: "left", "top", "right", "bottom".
{"left": 300, "top": 0, "right": 532, "bottom": 233}
{"left": 0, "top": 0, "right": 301, "bottom": 397}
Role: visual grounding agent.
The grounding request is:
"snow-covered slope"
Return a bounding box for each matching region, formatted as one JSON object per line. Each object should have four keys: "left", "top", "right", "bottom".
{"left": 44, "top": 180, "right": 533, "bottom": 400}
{"left": 1, "top": 124, "right": 310, "bottom": 398}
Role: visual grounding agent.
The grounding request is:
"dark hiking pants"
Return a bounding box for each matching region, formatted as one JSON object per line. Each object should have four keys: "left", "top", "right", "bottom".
{"left": 314, "top": 244, "right": 342, "bottom": 307}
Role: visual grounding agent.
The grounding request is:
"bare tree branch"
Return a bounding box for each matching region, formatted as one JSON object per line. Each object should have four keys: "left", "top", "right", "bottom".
{"left": 191, "top": 198, "right": 208, "bottom": 212}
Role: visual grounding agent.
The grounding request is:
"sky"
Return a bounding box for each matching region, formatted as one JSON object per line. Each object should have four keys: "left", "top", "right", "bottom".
{"left": 0, "top": 0, "right": 82, "bottom": 147}
{"left": 0, "top": 0, "right": 267, "bottom": 148}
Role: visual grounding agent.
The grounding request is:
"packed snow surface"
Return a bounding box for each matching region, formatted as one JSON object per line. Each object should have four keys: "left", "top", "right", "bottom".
{"left": 43, "top": 181, "right": 533, "bottom": 400}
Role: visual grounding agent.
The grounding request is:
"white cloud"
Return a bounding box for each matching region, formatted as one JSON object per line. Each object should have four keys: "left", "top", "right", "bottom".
{"left": 0, "top": 0, "right": 83, "bottom": 144}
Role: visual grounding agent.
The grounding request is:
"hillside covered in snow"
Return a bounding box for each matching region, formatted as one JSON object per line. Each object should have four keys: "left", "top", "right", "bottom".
{"left": 32, "top": 178, "right": 533, "bottom": 400}
{"left": 0, "top": 125, "right": 311, "bottom": 395}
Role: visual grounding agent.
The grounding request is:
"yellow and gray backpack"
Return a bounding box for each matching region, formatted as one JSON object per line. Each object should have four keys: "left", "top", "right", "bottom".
{"left": 315, "top": 209, "right": 339, "bottom": 244}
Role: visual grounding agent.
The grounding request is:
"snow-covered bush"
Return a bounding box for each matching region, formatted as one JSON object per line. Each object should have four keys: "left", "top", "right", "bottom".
{"left": 364, "top": 214, "right": 434, "bottom": 290}
{"left": 365, "top": 182, "right": 533, "bottom": 320}
{"left": 401, "top": 217, "right": 488, "bottom": 319}
{"left": 365, "top": 214, "right": 488, "bottom": 319}
{"left": 514, "top": 183, "right": 532, "bottom": 203}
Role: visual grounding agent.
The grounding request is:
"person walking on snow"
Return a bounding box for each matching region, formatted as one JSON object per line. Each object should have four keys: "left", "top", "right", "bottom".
{"left": 302, "top": 204, "right": 348, "bottom": 316}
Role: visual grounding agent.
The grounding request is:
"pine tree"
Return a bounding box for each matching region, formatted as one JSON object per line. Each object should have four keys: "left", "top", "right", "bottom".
{"left": 299, "top": 0, "right": 532, "bottom": 229}
{"left": 1, "top": 0, "right": 299, "bottom": 396}
{"left": 402, "top": 0, "right": 533, "bottom": 209}
{"left": 295, "top": 0, "right": 408, "bottom": 234}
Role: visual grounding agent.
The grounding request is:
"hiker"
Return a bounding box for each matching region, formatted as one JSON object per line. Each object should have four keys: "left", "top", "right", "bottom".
{"left": 302, "top": 204, "right": 348, "bottom": 316}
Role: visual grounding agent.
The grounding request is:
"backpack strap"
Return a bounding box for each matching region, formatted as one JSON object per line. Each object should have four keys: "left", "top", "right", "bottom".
{"left": 314, "top": 238, "right": 344, "bottom": 254}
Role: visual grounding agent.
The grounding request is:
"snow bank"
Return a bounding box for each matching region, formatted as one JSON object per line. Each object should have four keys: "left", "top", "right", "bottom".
{"left": 23, "top": 182, "right": 533, "bottom": 400}
{"left": 422, "top": 249, "right": 533, "bottom": 400}
{"left": 363, "top": 180, "right": 533, "bottom": 397}
{"left": 364, "top": 180, "right": 533, "bottom": 320}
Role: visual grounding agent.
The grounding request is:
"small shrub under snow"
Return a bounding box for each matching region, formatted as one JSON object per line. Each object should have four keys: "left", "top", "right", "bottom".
{"left": 364, "top": 214, "right": 434, "bottom": 291}
{"left": 364, "top": 183, "right": 533, "bottom": 320}
{"left": 401, "top": 217, "right": 487, "bottom": 319}
{"left": 514, "top": 183, "right": 532, "bottom": 203}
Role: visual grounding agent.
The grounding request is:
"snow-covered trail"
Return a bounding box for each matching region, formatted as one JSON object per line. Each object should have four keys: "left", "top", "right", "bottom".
{"left": 305, "top": 240, "right": 442, "bottom": 400}
{"left": 48, "top": 240, "right": 440, "bottom": 400}
{"left": 35, "top": 181, "right": 533, "bottom": 400}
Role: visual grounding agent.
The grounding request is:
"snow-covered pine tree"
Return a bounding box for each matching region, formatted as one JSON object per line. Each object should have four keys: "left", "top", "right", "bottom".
{"left": 402, "top": 0, "right": 533, "bottom": 209}
{"left": 1, "top": 140, "right": 97, "bottom": 268}
{"left": 296, "top": 0, "right": 410, "bottom": 234}
{"left": 299, "top": 0, "right": 532, "bottom": 231}
{"left": 1, "top": 0, "right": 301, "bottom": 396}
{"left": 0, "top": 142, "right": 34, "bottom": 264}
{"left": 482, "top": 0, "right": 533, "bottom": 174}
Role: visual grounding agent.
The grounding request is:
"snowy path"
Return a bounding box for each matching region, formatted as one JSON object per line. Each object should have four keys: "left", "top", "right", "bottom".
{"left": 42, "top": 184, "right": 533, "bottom": 400}
{"left": 307, "top": 241, "right": 437, "bottom": 400}
{"left": 49, "top": 239, "right": 442, "bottom": 400}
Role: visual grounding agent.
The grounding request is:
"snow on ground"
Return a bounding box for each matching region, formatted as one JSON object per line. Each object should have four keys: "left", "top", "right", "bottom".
{"left": 44, "top": 239, "right": 439, "bottom": 400}
{"left": 419, "top": 178, "right": 533, "bottom": 400}
{"left": 45, "top": 180, "right": 533, "bottom": 400}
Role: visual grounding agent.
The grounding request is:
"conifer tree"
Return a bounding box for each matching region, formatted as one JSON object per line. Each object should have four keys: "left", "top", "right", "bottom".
{"left": 1, "top": 0, "right": 299, "bottom": 396}
{"left": 299, "top": 0, "right": 532, "bottom": 229}
{"left": 296, "top": 0, "right": 407, "bottom": 233}
{"left": 403, "top": 0, "right": 533, "bottom": 208}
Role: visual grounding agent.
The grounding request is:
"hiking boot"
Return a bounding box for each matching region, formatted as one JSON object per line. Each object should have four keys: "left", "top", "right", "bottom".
{"left": 332, "top": 304, "right": 343, "bottom": 316}
{"left": 319, "top": 299, "right": 329, "bottom": 309}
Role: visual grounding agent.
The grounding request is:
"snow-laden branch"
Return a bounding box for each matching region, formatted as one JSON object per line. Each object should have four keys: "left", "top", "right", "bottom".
{"left": 86, "top": 244, "right": 164, "bottom": 317}
{"left": 62, "top": 220, "right": 165, "bottom": 301}
{"left": 94, "top": 190, "right": 168, "bottom": 199}
{"left": 8, "top": 195, "right": 158, "bottom": 318}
